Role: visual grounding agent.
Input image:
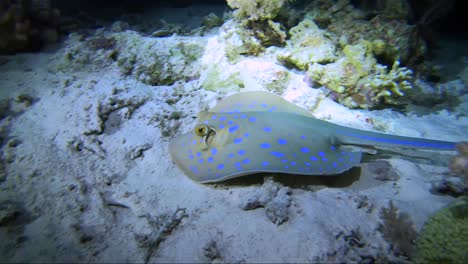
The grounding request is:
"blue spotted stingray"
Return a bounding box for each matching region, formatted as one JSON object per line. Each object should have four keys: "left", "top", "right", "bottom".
{"left": 169, "top": 91, "right": 457, "bottom": 183}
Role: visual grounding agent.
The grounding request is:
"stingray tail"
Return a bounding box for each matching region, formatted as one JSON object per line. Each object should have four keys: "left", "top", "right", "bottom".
{"left": 332, "top": 124, "right": 457, "bottom": 151}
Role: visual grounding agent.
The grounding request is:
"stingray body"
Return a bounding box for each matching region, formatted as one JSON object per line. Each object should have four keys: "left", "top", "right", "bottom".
{"left": 169, "top": 91, "right": 456, "bottom": 183}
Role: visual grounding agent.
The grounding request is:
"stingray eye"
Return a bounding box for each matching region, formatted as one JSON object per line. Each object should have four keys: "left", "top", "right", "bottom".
{"left": 195, "top": 124, "right": 209, "bottom": 136}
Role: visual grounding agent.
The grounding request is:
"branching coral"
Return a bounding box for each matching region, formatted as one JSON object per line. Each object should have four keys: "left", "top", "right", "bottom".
{"left": 344, "top": 61, "right": 413, "bottom": 108}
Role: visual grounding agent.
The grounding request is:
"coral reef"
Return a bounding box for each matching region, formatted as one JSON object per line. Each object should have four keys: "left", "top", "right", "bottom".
{"left": 306, "top": 40, "right": 375, "bottom": 94}
{"left": 51, "top": 30, "right": 206, "bottom": 86}
{"left": 219, "top": 20, "right": 264, "bottom": 63}
{"left": 413, "top": 197, "right": 468, "bottom": 264}
{"left": 226, "top": 0, "right": 290, "bottom": 22}
{"left": 450, "top": 142, "right": 468, "bottom": 178}
{"left": 303, "top": 0, "right": 425, "bottom": 65}
{"left": 277, "top": 19, "right": 337, "bottom": 70}
{"left": 225, "top": 0, "right": 289, "bottom": 48}
{"left": 0, "top": 0, "right": 60, "bottom": 54}
{"left": 343, "top": 61, "right": 413, "bottom": 108}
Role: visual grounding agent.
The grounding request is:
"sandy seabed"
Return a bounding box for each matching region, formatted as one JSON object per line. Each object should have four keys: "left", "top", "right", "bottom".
{"left": 0, "top": 32, "right": 466, "bottom": 263}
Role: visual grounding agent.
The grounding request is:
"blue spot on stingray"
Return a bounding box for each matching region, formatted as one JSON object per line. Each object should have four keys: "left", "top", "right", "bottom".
{"left": 233, "top": 115, "right": 238, "bottom": 119}
{"left": 260, "top": 143, "right": 271, "bottom": 148}
{"left": 305, "top": 162, "right": 311, "bottom": 166}
{"left": 284, "top": 165, "right": 289, "bottom": 169}
{"left": 271, "top": 151, "right": 285, "bottom": 158}
{"left": 189, "top": 155, "right": 194, "bottom": 159}
{"left": 192, "top": 140, "right": 197, "bottom": 145}
{"left": 228, "top": 121, "right": 234, "bottom": 125}
{"left": 333, "top": 162, "right": 337, "bottom": 168}
{"left": 263, "top": 127, "right": 272, "bottom": 132}
{"left": 261, "top": 103, "right": 268, "bottom": 108}
{"left": 204, "top": 120, "right": 209, "bottom": 124}
{"left": 227, "top": 111, "right": 234, "bottom": 115}
{"left": 341, "top": 151, "right": 346, "bottom": 155}
{"left": 322, "top": 157, "right": 327, "bottom": 161}
{"left": 190, "top": 165, "right": 198, "bottom": 173}
{"left": 249, "top": 117, "right": 256, "bottom": 122}
{"left": 217, "top": 164, "right": 224, "bottom": 170}
{"left": 196, "top": 152, "right": 202, "bottom": 157}
{"left": 292, "top": 153, "right": 297, "bottom": 157}
{"left": 282, "top": 159, "right": 288, "bottom": 163}
{"left": 244, "top": 133, "right": 249, "bottom": 137}
{"left": 318, "top": 151, "right": 325, "bottom": 157}
{"left": 235, "top": 162, "right": 241, "bottom": 167}
{"left": 338, "top": 157, "right": 344, "bottom": 162}
{"left": 238, "top": 149, "right": 245, "bottom": 155}
{"left": 248, "top": 104, "right": 254, "bottom": 108}
{"left": 291, "top": 161, "right": 297, "bottom": 166}
{"left": 211, "top": 115, "right": 217, "bottom": 120}
{"left": 219, "top": 124, "right": 225, "bottom": 129}
{"left": 300, "top": 135, "right": 306, "bottom": 140}
{"left": 240, "top": 114, "right": 247, "bottom": 119}
{"left": 219, "top": 116, "right": 226, "bottom": 121}
{"left": 330, "top": 145, "right": 336, "bottom": 151}
{"left": 243, "top": 159, "right": 250, "bottom": 164}
{"left": 211, "top": 148, "right": 218, "bottom": 155}
{"left": 310, "top": 156, "right": 318, "bottom": 161}
{"left": 278, "top": 139, "right": 287, "bottom": 145}
{"left": 301, "top": 147, "right": 309, "bottom": 153}
{"left": 229, "top": 125, "right": 239, "bottom": 133}
{"left": 200, "top": 139, "right": 204, "bottom": 143}
{"left": 198, "top": 158, "right": 204, "bottom": 164}
{"left": 207, "top": 157, "right": 214, "bottom": 162}
{"left": 233, "top": 138, "right": 243, "bottom": 144}
{"left": 262, "top": 161, "right": 269, "bottom": 166}
{"left": 228, "top": 153, "right": 235, "bottom": 158}
{"left": 234, "top": 109, "right": 240, "bottom": 113}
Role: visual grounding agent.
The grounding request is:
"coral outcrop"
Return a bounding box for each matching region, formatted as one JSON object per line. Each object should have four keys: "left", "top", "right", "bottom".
{"left": 413, "top": 197, "right": 468, "bottom": 264}
{"left": 0, "top": 0, "right": 60, "bottom": 54}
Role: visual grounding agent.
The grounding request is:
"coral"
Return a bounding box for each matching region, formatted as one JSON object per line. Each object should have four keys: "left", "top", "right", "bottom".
{"left": 226, "top": 0, "right": 290, "bottom": 22}
{"left": 220, "top": 20, "right": 264, "bottom": 63}
{"left": 226, "top": 0, "right": 289, "bottom": 48}
{"left": 239, "top": 178, "right": 291, "bottom": 225}
{"left": 201, "top": 12, "right": 224, "bottom": 29}
{"left": 413, "top": 197, "right": 468, "bottom": 264}
{"left": 200, "top": 64, "right": 244, "bottom": 92}
{"left": 377, "top": 200, "right": 417, "bottom": 258}
{"left": 306, "top": 40, "right": 375, "bottom": 93}
{"left": 450, "top": 142, "right": 468, "bottom": 178}
{"left": 277, "top": 19, "right": 337, "bottom": 70}
{"left": 343, "top": 61, "right": 413, "bottom": 108}
{"left": 0, "top": 0, "right": 60, "bottom": 54}
{"left": 302, "top": 0, "right": 425, "bottom": 65}
{"left": 246, "top": 19, "right": 286, "bottom": 47}
{"left": 52, "top": 31, "right": 206, "bottom": 86}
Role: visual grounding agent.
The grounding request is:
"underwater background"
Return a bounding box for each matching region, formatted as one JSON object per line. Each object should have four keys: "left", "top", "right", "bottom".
{"left": 0, "top": 0, "right": 467, "bottom": 262}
